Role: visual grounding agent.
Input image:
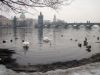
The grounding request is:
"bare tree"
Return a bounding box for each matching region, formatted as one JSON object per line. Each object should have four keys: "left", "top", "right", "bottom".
{"left": 0, "top": 0, "right": 73, "bottom": 13}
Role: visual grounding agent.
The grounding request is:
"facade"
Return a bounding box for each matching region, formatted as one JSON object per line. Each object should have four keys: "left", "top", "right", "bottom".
{"left": 38, "top": 12, "right": 43, "bottom": 28}
{"left": 17, "top": 12, "right": 34, "bottom": 27}
{"left": 52, "top": 15, "right": 57, "bottom": 27}
{"left": 37, "top": 12, "right": 44, "bottom": 44}
{"left": 0, "top": 15, "right": 12, "bottom": 26}
{"left": 53, "top": 15, "right": 57, "bottom": 23}
{"left": 20, "top": 12, "right": 26, "bottom": 20}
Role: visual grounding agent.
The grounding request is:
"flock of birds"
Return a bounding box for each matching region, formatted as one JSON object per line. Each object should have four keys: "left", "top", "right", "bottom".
{"left": 78, "top": 37, "right": 92, "bottom": 52}
{"left": 1, "top": 36, "right": 51, "bottom": 50}
{"left": 1, "top": 34, "right": 100, "bottom": 53}
{"left": 70, "top": 36, "right": 100, "bottom": 52}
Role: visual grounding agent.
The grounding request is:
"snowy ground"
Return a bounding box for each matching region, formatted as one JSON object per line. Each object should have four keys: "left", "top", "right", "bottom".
{"left": 1, "top": 62, "right": 100, "bottom": 75}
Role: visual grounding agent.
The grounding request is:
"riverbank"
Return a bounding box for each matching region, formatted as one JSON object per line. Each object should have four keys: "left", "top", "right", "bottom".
{"left": 6, "top": 52, "right": 100, "bottom": 73}
{"left": 1, "top": 48, "right": 100, "bottom": 73}
{"left": 1, "top": 60, "right": 100, "bottom": 75}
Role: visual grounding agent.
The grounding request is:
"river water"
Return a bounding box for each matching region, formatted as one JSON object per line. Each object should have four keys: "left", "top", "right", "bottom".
{"left": 0, "top": 25, "right": 100, "bottom": 65}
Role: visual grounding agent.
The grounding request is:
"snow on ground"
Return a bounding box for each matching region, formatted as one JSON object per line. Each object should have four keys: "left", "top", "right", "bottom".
{"left": 1, "top": 62, "right": 100, "bottom": 75}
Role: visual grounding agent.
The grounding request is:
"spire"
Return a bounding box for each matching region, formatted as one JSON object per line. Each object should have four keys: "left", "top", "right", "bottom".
{"left": 40, "top": 12, "right": 43, "bottom": 16}
{"left": 38, "top": 12, "right": 43, "bottom": 27}
{"left": 53, "top": 15, "right": 56, "bottom": 23}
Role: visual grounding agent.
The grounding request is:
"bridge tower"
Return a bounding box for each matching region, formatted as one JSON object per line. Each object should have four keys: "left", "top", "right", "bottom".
{"left": 38, "top": 12, "right": 43, "bottom": 28}
{"left": 38, "top": 12, "right": 44, "bottom": 44}
{"left": 53, "top": 15, "right": 57, "bottom": 25}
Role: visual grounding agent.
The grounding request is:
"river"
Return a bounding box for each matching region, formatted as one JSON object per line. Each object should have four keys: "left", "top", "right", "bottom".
{"left": 0, "top": 25, "right": 100, "bottom": 65}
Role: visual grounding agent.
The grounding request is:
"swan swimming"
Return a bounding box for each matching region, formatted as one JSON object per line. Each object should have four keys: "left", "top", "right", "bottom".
{"left": 22, "top": 41, "right": 30, "bottom": 50}
{"left": 23, "top": 41, "right": 30, "bottom": 45}
{"left": 43, "top": 37, "right": 51, "bottom": 43}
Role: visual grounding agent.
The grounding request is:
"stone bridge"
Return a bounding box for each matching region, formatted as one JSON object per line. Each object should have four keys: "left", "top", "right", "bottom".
{"left": 65, "top": 23, "right": 100, "bottom": 27}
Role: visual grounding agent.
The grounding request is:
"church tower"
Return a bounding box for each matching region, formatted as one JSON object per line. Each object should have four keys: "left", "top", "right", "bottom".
{"left": 38, "top": 12, "right": 43, "bottom": 28}
{"left": 53, "top": 15, "right": 57, "bottom": 25}
{"left": 38, "top": 12, "right": 44, "bottom": 44}
{"left": 53, "top": 15, "right": 56, "bottom": 23}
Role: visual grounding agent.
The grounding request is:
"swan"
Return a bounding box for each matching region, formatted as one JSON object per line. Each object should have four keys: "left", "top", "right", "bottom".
{"left": 22, "top": 41, "right": 30, "bottom": 50}
{"left": 23, "top": 41, "right": 30, "bottom": 45}
{"left": 43, "top": 37, "right": 51, "bottom": 43}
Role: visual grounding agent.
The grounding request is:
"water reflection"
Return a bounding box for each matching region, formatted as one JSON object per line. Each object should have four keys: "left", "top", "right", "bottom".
{"left": 53, "top": 28, "right": 56, "bottom": 45}
{"left": 19, "top": 28, "right": 26, "bottom": 42}
{"left": 13, "top": 16, "right": 17, "bottom": 40}
{"left": 38, "top": 27, "right": 43, "bottom": 44}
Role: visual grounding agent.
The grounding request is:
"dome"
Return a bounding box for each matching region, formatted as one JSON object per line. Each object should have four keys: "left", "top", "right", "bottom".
{"left": 20, "top": 12, "right": 25, "bottom": 20}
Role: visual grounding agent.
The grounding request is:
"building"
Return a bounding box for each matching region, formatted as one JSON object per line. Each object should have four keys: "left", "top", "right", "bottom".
{"left": 0, "top": 15, "right": 12, "bottom": 26}
{"left": 0, "top": 13, "right": 34, "bottom": 27}
{"left": 17, "top": 12, "right": 34, "bottom": 27}
{"left": 20, "top": 12, "right": 26, "bottom": 20}
{"left": 25, "top": 18, "right": 34, "bottom": 27}
{"left": 51, "top": 15, "right": 57, "bottom": 27}
{"left": 38, "top": 12, "right": 43, "bottom": 28}
{"left": 53, "top": 15, "right": 57, "bottom": 23}
{"left": 37, "top": 12, "right": 44, "bottom": 44}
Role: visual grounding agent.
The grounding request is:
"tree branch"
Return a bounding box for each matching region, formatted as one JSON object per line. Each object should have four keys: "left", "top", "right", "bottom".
{"left": 0, "top": 0, "right": 72, "bottom": 13}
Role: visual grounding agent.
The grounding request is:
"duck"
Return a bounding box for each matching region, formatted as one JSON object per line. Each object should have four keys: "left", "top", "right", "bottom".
{"left": 78, "top": 43, "right": 82, "bottom": 47}
{"left": 86, "top": 45, "right": 91, "bottom": 52}
{"left": 3, "top": 40, "right": 6, "bottom": 43}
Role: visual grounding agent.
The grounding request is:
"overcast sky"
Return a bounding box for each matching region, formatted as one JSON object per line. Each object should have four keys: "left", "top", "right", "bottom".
{"left": 1, "top": 0, "right": 100, "bottom": 22}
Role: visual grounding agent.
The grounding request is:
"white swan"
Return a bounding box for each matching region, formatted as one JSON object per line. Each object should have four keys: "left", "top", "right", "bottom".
{"left": 43, "top": 37, "right": 51, "bottom": 43}
{"left": 23, "top": 41, "right": 30, "bottom": 46}
{"left": 22, "top": 41, "right": 30, "bottom": 50}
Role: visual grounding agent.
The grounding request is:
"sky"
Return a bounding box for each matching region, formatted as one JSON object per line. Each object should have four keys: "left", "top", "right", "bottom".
{"left": 1, "top": 0, "right": 100, "bottom": 22}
